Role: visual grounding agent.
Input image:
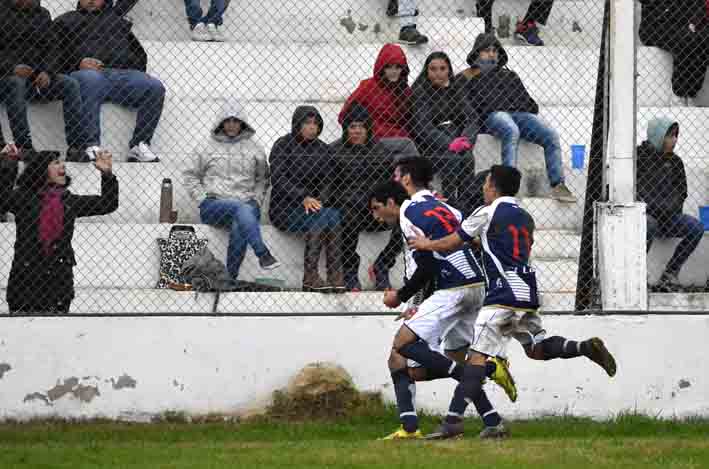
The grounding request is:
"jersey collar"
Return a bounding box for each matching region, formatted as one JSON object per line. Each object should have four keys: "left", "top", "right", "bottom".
{"left": 411, "top": 189, "right": 435, "bottom": 202}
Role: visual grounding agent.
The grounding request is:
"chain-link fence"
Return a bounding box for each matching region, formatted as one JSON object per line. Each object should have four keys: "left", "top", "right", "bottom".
{"left": 0, "top": 0, "right": 705, "bottom": 316}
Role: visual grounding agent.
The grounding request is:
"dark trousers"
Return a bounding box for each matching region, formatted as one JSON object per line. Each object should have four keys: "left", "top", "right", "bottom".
{"left": 647, "top": 213, "right": 704, "bottom": 275}
{"left": 477, "top": 0, "right": 554, "bottom": 33}
{"left": 429, "top": 151, "right": 477, "bottom": 217}
{"left": 340, "top": 206, "right": 387, "bottom": 280}
{"left": 653, "top": 29, "right": 709, "bottom": 98}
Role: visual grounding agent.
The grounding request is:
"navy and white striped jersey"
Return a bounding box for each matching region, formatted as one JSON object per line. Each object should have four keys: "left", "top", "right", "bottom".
{"left": 457, "top": 196, "right": 539, "bottom": 311}
{"left": 401, "top": 190, "right": 485, "bottom": 290}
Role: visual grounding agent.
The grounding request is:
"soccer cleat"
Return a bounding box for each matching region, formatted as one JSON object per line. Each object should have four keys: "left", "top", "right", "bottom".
{"left": 424, "top": 421, "right": 464, "bottom": 440}
{"left": 479, "top": 423, "right": 509, "bottom": 439}
{"left": 489, "top": 357, "right": 518, "bottom": 403}
{"left": 586, "top": 337, "right": 617, "bottom": 377}
{"left": 379, "top": 426, "right": 424, "bottom": 440}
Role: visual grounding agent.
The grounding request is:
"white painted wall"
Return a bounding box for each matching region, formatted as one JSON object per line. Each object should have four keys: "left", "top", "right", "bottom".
{"left": 1, "top": 315, "right": 707, "bottom": 421}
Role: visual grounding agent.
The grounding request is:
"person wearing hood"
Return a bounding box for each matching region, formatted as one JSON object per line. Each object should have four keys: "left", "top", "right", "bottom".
{"left": 636, "top": 118, "right": 703, "bottom": 291}
{"left": 184, "top": 0, "right": 231, "bottom": 42}
{"left": 638, "top": 0, "right": 709, "bottom": 102}
{"left": 330, "top": 102, "right": 419, "bottom": 291}
{"left": 0, "top": 0, "right": 86, "bottom": 159}
{"left": 0, "top": 149, "right": 118, "bottom": 314}
{"left": 458, "top": 33, "right": 576, "bottom": 204}
{"left": 268, "top": 106, "right": 345, "bottom": 293}
{"left": 339, "top": 44, "right": 412, "bottom": 141}
{"left": 183, "top": 101, "right": 280, "bottom": 281}
{"left": 411, "top": 51, "right": 481, "bottom": 214}
{"left": 476, "top": 0, "right": 553, "bottom": 46}
{"left": 49, "top": 0, "right": 164, "bottom": 163}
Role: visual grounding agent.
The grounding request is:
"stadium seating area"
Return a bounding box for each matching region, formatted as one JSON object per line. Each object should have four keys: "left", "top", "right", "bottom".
{"left": 0, "top": 0, "right": 707, "bottom": 313}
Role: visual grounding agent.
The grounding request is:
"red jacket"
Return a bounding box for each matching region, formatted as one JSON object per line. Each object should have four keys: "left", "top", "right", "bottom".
{"left": 339, "top": 43, "right": 412, "bottom": 139}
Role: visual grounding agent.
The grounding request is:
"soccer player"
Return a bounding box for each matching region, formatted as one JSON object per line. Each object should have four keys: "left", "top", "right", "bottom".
{"left": 370, "top": 157, "right": 515, "bottom": 440}
{"left": 409, "top": 165, "right": 617, "bottom": 438}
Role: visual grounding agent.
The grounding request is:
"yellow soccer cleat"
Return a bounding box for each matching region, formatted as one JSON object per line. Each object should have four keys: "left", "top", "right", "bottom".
{"left": 489, "top": 357, "right": 518, "bottom": 403}
{"left": 379, "top": 426, "right": 424, "bottom": 440}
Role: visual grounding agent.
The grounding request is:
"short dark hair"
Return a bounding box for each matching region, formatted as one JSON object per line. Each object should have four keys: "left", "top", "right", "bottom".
{"left": 396, "top": 156, "right": 434, "bottom": 188}
{"left": 16, "top": 151, "right": 70, "bottom": 193}
{"left": 369, "top": 180, "right": 409, "bottom": 209}
{"left": 488, "top": 165, "right": 521, "bottom": 197}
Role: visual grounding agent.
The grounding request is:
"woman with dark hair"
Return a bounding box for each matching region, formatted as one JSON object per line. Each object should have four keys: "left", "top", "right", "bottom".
{"left": 0, "top": 150, "right": 118, "bottom": 314}
{"left": 338, "top": 43, "right": 412, "bottom": 140}
{"left": 411, "top": 51, "right": 480, "bottom": 214}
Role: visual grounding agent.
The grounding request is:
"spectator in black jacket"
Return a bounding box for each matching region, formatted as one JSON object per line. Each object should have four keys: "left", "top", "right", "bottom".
{"left": 49, "top": 0, "right": 164, "bottom": 163}
{"left": 269, "top": 106, "right": 345, "bottom": 293}
{"left": 0, "top": 0, "right": 86, "bottom": 158}
{"left": 330, "top": 103, "right": 418, "bottom": 291}
{"left": 636, "top": 117, "right": 703, "bottom": 291}
{"left": 411, "top": 51, "right": 480, "bottom": 214}
{"left": 476, "top": 0, "right": 553, "bottom": 46}
{"left": 639, "top": 0, "right": 709, "bottom": 101}
{"left": 459, "top": 33, "right": 576, "bottom": 203}
{"left": 0, "top": 149, "right": 118, "bottom": 314}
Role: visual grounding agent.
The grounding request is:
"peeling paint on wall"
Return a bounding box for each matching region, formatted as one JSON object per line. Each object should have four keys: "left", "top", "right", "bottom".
{"left": 0, "top": 363, "right": 11, "bottom": 379}
{"left": 678, "top": 379, "right": 691, "bottom": 389}
{"left": 111, "top": 374, "right": 137, "bottom": 390}
{"left": 23, "top": 393, "right": 50, "bottom": 406}
{"left": 47, "top": 377, "right": 80, "bottom": 401}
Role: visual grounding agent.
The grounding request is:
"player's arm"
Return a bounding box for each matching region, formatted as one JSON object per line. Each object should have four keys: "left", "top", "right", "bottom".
{"left": 396, "top": 251, "right": 437, "bottom": 304}
{"left": 408, "top": 209, "right": 489, "bottom": 252}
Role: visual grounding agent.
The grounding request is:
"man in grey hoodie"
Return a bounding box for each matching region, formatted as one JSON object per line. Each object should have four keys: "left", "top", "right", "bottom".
{"left": 183, "top": 100, "right": 280, "bottom": 280}
{"left": 636, "top": 117, "right": 703, "bottom": 291}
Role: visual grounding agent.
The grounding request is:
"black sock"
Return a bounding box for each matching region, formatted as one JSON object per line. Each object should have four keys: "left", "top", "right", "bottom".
{"left": 445, "top": 364, "right": 486, "bottom": 424}
{"left": 399, "top": 341, "right": 461, "bottom": 380}
{"left": 473, "top": 390, "right": 502, "bottom": 427}
{"left": 485, "top": 360, "right": 496, "bottom": 377}
{"left": 391, "top": 369, "right": 418, "bottom": 433}
{"left": 540, "top": 336, "right": 588, "bottom": 359}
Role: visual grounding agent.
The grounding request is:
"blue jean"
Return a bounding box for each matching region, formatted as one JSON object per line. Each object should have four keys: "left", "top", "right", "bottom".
{"left": 283, "top": 206, "right": 342, "bottom": 233}
{"left": 200, "top": 198, "right": 268, "bottom": 279}
{"left": 647, "top": 213, "right": 704, "bottom": 275}
{"left": 184, "top": 0, "right": 229, "bottom": 27}
{"left": 484, "top": 111, "right": 564, "bottom": 187}
{"left": 0, "top": 74, "right": 85, "bottom": 148}
{"left": 70, "top": 69, "right": 165, "bottom": 149}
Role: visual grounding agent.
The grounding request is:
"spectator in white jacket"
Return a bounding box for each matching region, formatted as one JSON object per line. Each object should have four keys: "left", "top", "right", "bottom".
{"left": 183, "top": 100, "right": 279, "bottom": 280}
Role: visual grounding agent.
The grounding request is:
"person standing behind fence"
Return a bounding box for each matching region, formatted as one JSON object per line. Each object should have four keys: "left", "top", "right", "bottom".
{"left": 339, "top": 43, "right": 412, "bottom": 141}
{"left": 476, "top": 0, "right": 553, "bottom": 46}
{"left": 411, "top": 51, "right": 480, "bottom": 215}
{"left": 638, "top": 0, "right": 709, "bottom": 103}
{"left": 385, "top": 0, "right": 428, "bottom": 45}
{"left": 183, "top": 100, "right": 280, "bottom": 281}
{"left": 184, "top": 0, "right": 230, "bottom": 42}
{"left": 268, "top": 106, "right": 345, "bottom": 293}
{"left": 0, "top": 150, "right": 118, "bottom": 314}
{"left": 458, "top": 33, "right": 576, "bottom": 204}
{"left": 48, "top": 0, "right": 165, "bottom": 163}
{"left": 636, "top": 118, "right": 704, "bottom": 292}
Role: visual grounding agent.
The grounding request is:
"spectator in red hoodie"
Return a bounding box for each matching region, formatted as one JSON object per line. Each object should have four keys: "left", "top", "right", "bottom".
{"left": 339, "top": 43, "right": 412, "bottom": 140}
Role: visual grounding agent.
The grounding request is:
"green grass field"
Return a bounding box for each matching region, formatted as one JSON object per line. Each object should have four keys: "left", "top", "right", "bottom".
{"left": 1, "top": 413, "right": 708, "bottom": 468}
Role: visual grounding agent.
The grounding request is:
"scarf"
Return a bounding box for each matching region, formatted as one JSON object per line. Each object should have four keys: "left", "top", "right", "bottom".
{"left": 475, "top": 57, "right": 499, "bottom": 74}
{"left": 39, "top": 187, "right": 65, "bottom": 256}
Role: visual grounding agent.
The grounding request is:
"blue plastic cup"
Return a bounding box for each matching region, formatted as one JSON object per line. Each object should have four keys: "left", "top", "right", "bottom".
{"left": 699, "top": 206, "right": 709, "bottom": 231}
{"left": 571, "top": 144, "right": 586, "bottom": 169}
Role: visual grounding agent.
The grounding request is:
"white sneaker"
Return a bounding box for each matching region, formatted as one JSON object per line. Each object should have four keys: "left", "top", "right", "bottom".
{"left": 190, "top": 23, "right": 211, "bottom": 42}
{"left": 207, "top": 23, "right": 226, "bottom": 42}
{"left": 127, "top": 142, "right": 160, "bottom": 163}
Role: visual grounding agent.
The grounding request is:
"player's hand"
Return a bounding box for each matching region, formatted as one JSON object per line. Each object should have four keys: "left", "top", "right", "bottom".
{"left": 14, "top": 65, "right": 33, "bottom": 78}
{"left": 80, "top": 58, "right": 104, "bottom": 71}
{"left": 395, "top": 306, "right": 417, "bottom": 321}
{"left": 33, "top": 72, "right": 51, "bottom": 89}
{"left": 383, "top": 289, "right": 402, "bottom": 309}
{"left": 407, "top": 234, "right": 432, "bottom": 251}
{"left": 303, "top": 196, "right": 322, "bottom": 214}
{"left": 93, "top": 150, "right": 113, "bottom": 174}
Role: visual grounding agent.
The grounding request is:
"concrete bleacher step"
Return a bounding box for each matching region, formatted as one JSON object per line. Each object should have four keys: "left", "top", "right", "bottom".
{"left": 0, "top": 223, "right": 581, "bottom": 293}
{"left": 42, "top": 0, "right": 601, "bottom": 46}
{"left": 0, "top": 288, "right": 579, "bottom": 314}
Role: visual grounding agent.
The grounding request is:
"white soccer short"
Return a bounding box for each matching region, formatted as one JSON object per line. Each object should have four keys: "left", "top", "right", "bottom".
{"left": 404, "top": 285, "right": 484, "bottom": 357}
{"left": 471, "top": 307, "right": 547, "bottom": 359}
